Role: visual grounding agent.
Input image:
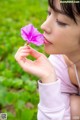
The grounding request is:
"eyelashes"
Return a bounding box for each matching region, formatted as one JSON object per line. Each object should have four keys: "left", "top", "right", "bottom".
{"left": 56, "top": 19, "right": 68, "bottom": 26}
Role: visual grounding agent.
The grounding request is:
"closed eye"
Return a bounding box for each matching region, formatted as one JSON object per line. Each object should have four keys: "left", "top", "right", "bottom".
{"left": 56, "top": 19, "right": 68, "bottom": 26}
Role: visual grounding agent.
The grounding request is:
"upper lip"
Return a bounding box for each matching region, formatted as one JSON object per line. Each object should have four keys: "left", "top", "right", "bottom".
{"left": 43, "top": 35, "right": 52, "bottom": 43}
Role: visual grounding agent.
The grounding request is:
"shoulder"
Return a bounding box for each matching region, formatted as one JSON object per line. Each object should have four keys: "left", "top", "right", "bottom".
{"left": 48, "top": 55, "right": 78, "bottom": 93}
{"left": 48, "top": 54, "right": 68, "bottom": 79}
{"left": 48, "top": 54, "right": 67, "bottom": 69}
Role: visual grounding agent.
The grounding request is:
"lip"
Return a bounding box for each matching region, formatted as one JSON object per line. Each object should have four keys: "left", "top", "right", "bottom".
{"left": 43, "top": 35, "right": 52, "bottom": 44}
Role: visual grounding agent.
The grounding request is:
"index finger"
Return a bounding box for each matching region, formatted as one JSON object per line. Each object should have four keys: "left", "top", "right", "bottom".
{"left": 29, "top": 46, "right": 42, "bottom": 59}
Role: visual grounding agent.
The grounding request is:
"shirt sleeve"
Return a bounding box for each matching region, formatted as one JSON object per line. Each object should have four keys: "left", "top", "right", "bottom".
{"left": 37, "top": 79, "right": 66, "bottom": 120}
{"left": 37, "top": 55, "right": 70, "bottom": 120}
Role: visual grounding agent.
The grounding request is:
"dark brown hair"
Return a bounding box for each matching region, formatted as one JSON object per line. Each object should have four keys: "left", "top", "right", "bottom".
{"left": 48, "top": 0, "right": 80, "bottom": 23}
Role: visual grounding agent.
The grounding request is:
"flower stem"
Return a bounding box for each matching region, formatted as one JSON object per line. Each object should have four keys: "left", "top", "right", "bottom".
{"left": 24, "top": 42, "right": 30, "bottom": 46}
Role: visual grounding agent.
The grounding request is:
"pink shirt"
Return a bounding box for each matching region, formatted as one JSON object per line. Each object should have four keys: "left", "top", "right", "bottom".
{"left": 38, "top": 55, "right": 78, "bottom": 120}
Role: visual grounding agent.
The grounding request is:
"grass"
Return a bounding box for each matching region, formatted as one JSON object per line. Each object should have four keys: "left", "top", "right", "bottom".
{"left": 0, "top": 0, "right": 47, "bottom": 120}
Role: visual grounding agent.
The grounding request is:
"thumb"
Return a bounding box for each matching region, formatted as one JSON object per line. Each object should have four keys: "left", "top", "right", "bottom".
{"left": 29, "top": 46, "right": 42, "bottom": 59}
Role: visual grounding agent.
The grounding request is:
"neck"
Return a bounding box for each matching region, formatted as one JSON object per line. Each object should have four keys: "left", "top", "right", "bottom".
{"left": 65, "top": 49, "right": 80, "bottom": 70}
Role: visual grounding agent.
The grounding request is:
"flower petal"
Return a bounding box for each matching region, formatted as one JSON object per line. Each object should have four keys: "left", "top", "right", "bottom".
{"left": 21, "top": 24, "right": 44, "bottom": 46}
{"left": 31, "top": 34, "right": 44, "bottom": 46}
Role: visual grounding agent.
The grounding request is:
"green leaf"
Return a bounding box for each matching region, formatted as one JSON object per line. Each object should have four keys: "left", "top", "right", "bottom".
{"left": 16, "top": 108, "right": 34, "bottom": 120}
{"left": 11, "top": 78, "right": 23, "bottom": 89}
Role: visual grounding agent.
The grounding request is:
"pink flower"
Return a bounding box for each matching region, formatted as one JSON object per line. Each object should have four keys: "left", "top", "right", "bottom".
{"left": 21, "top": 24, "right": 44, "bottom": 46}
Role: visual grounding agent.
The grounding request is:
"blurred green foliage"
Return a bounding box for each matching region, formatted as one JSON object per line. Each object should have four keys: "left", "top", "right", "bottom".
{"left": 0, "top": 0, "right": 47, "bottom": 120}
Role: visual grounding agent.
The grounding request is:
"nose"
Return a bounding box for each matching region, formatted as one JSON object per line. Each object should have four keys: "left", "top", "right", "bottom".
{"left": 41, "top": 18, "right": 52, "bottom": 34}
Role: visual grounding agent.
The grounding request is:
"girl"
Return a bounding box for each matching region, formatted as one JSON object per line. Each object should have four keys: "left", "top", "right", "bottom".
{"left": 15, "top": 0, "right": 80, "bottom": 119}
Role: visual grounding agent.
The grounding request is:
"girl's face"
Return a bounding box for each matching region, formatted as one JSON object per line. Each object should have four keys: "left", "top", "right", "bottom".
{"left": 41, "top": 1, "right": 80, "bottom": 55}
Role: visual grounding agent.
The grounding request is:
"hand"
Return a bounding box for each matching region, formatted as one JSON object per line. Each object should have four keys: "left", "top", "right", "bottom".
{"left": 15, "top": 45, "right": 57, "bottom": 83}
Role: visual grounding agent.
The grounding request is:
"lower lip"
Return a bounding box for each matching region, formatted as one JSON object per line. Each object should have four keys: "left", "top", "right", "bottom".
{"left": 44, "top": 39, "right": 52, "bottom": 44}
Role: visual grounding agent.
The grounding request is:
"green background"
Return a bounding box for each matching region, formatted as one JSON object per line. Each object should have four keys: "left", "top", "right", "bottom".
{"left": 0, "top": 0, "right": 47, "bottom": 120}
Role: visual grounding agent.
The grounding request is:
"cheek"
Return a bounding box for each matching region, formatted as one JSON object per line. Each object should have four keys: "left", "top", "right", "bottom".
{"left": 45, "top": 27, "right": 79, "bottom": 54}
{"left": 51, "top": 30, "right": 73, "bottom": 51}
{"left": 53, "top": 27, "right": 66, "bottom": 39}
{"left": 53, "top": 28, "right": 74, "bottom": 44}
{"left": 52, "top": 30, "right": 66, "bottom": 44}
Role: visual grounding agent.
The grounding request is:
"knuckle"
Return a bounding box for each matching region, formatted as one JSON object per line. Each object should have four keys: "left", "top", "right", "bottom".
{"left": 18, "top": 46, "right": 24, "bottom": 51}
{"left": 14, "top": 54, "right": 19, "bottom": 61}
{"left": 20, "top": 46, "right": 23, "bottom": 49}
{"left": 18, "top": 47, "right": 23, "bottom": 51}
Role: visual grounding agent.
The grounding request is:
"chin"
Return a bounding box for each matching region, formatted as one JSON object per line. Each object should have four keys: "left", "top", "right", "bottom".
{"left": 44, "top": 49, "right": 55, "bottom": 54}
{"left": 44, "top": 45, "right": 66, "bottom": 54}
{"left": 45, "top": 49, "right": 64, "bottom": 55}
